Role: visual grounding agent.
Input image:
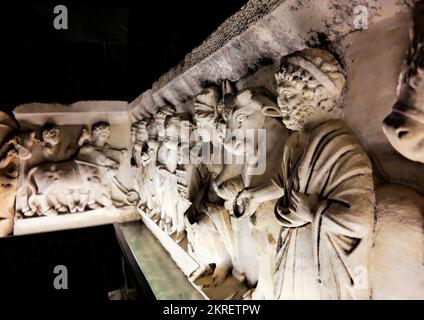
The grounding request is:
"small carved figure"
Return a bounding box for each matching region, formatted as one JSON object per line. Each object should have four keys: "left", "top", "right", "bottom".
{"left": 213, "top": 81, "right": 289, "bottom": 297}
{"left": 0, "top": 112, "right": 33, "bottom": 236}
{"left": 39, "top": 124, "right": 61, "bottom": 158}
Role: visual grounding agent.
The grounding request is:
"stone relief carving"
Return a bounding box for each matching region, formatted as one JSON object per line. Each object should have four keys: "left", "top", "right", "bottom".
{"left": 383, "top": 2, "right": 424, "bottom": 163}
{"left": 129, "top": 41, "right": 423, "bottom": 299}
{"left": 184, "top": 86, "right": 234, "bottom": 288}
{"left": 212, "top": 81, "right": 290, "bottom": 298}
{"left": 39, "top": 124, "right": 61, "bottom": 158}
{"left": 0, "top": 113, "right": 23, "bottom": 236}
{"left": 131, "top": 119, "right": 161, "bottom": 219}
{"left": 1, "top": 1, "right": 423, "bottom": 300}
{"left": 19, "top": 122, "right": 128, "bottom": 217}
{"left": 271, "top": 48, "right": 375, "bottom": 299}
{"left": 378, "top": 2, "right": 424, "bottom": 299}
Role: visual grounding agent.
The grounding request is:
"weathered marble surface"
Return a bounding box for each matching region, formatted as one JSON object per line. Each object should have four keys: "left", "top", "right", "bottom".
{"left": 9, "top": 101, "right": 140, "bottom": 235}
{"left": 126, "top": 1, "right": 424, "bottom": 300}
{"left": 130, "top": 0, "right": 412, "bottom": 118}
{"left": 1, "top": 0, "right": 423, "bottom": 301}
{"left": 0, "top": 112, "right": 20, "bottom": 237}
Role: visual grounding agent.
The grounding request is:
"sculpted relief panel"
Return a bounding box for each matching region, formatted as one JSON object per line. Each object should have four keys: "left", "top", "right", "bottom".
{"left": 0, "top": 1, "right": 423, "bottom": 300}
{"left": 18, "top": 122, "right": 128, "bottom": 217}
{"left": 130, "top": 40, "right": 424, "bottom": 299}
{"left": 0, "top": 101, "right": 140, "bottom": 236}
{"left": 0, "top": 113, "right": 23, "bottom": 237}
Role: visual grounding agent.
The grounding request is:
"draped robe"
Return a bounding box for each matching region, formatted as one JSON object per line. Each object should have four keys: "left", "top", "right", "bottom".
{"left": 274, "top": 120, "right": 375, "bottom": 299}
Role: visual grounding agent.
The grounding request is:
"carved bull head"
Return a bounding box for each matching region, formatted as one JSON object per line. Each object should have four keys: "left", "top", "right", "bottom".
{"left": 382, "top": 2, "right": 424, "bottom": 163}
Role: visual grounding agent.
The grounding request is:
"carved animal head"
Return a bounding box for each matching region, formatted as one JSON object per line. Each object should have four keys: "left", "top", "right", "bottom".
{"left": 270, "top": 48, "right": 346, "bottom": 131}
{"left": 382, "top": 2, "right": 424, "bottom": 163}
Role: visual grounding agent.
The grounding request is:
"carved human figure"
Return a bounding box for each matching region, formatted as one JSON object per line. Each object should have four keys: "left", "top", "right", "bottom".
{"left": 185, "top": 86, "right": 233, "bottom": 286}
{"left": 210, "top": 81, "right": 289, "bottom": 298}
{"left": 39, "top": 124, "right": 61, "bottom": 158}
{"left": 169, "top": 113, "right": 202, "bottom": 243}
{"left": 0, "top": 112, "right": 21, "bottom": 236}
{"left": 74, "top": 122, "right": 127, "bottom": 212}
{"left": 271, "top": 48, "right": 375, "bottom": 299}
{"left": 132, "top": 119, "right": 161, "bottom": 219}
{"left": 154, "top": 107, "right": 178, "bottom": 233}
{"left": 154, "top": 108, "right": 198, "bottom": 242}
{"left": 382, "top": 2, "right": 424, "bottom": 162}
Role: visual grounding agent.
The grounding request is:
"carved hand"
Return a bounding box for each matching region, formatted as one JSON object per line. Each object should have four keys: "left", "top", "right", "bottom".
{"left": 7, "top": 149, "right": 18, "bottom": 158}
{"left": 233, "top": 188, "right": 255, "bottom": 217}
{"left": 212, "top": 180, "right": 226, "bottom": 199}
{"left": 289, "top": 190, "right": 319, "bottom": 223}
{"left": 81, "top": 128, "right": 91, "bottom": 139}
{"left": 120, "top": 149, "right": 129, "bottom": 158}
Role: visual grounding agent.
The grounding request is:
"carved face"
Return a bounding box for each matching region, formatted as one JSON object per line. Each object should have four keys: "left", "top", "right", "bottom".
{"left": 196, "top": 122, "right": 214, "bottom": 143}
{"left": 143, "top": 138, "right": 159, "bottom": 166}
{"left": 164, "top": 121, "right": 181, "bottom": 151}
{"left": 222, "top": 89, "right": 269, "bottom": 156}
{"left": 194, "top": 87, "right": 220, "bottom": 143}
{"left": 42, "top": 126, "right": 60, "bottom": 145}
{"left": 155, "top": 106, "right": 176, "bottom": 140}
{"left": 91, "top": 123, "right": 110, "bottom": 147}
{"left": 274, "top": 49, "right": 346, "bottom": 131}
{"left": 132, "top": 121, "right": 148, "bottom": 144}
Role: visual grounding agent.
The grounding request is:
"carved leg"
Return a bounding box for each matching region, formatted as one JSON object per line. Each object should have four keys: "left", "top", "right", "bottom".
{"left": 159, "top": 218, "right": 166, "bottom": 230}
{"left": 76, "top": 189, "right": 89, "bottom": 212}
{"left": 175, "top": 199, "right": 190, "bottom": 243}
{"left": 38, "top": 195, "right": 58, "bottom": 216}
{"left": 164, "top": 216, "right": 173, "bottom": 234}
{"left": 150, "top": 211, "right": 161, "bottom": 223}
{"left": 23, "top": 195, "right": 37, "bottom": 216}
{"left": 65, "top": 190, "right": 77, "bottom": 213}
{"left": 93, "top": 185, "right": 113, "bottom": 209}
{"left": 49, "top": 194, "right": 67, "bottom": 213}
{"left": 211, "top": 257, "right": 232, "bottom": 287}
{"left": 175, "top": 230, "right": 187, "bottom": 243}
{"left": 26, "top": 195, "right": 39, "bottom": 217}
{"left": 249, "top": 206, "right": 280, "bottom": 300}
{"left": 86, "top": 187, "right": 105, "bottom": 210}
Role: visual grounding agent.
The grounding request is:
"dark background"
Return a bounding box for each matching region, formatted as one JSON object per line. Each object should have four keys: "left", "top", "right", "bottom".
{"left": 0, "top": 0, "right": 247, "bottom": 108}
{"left": 0, "top": 0, "right": 247, "bottom": 299}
